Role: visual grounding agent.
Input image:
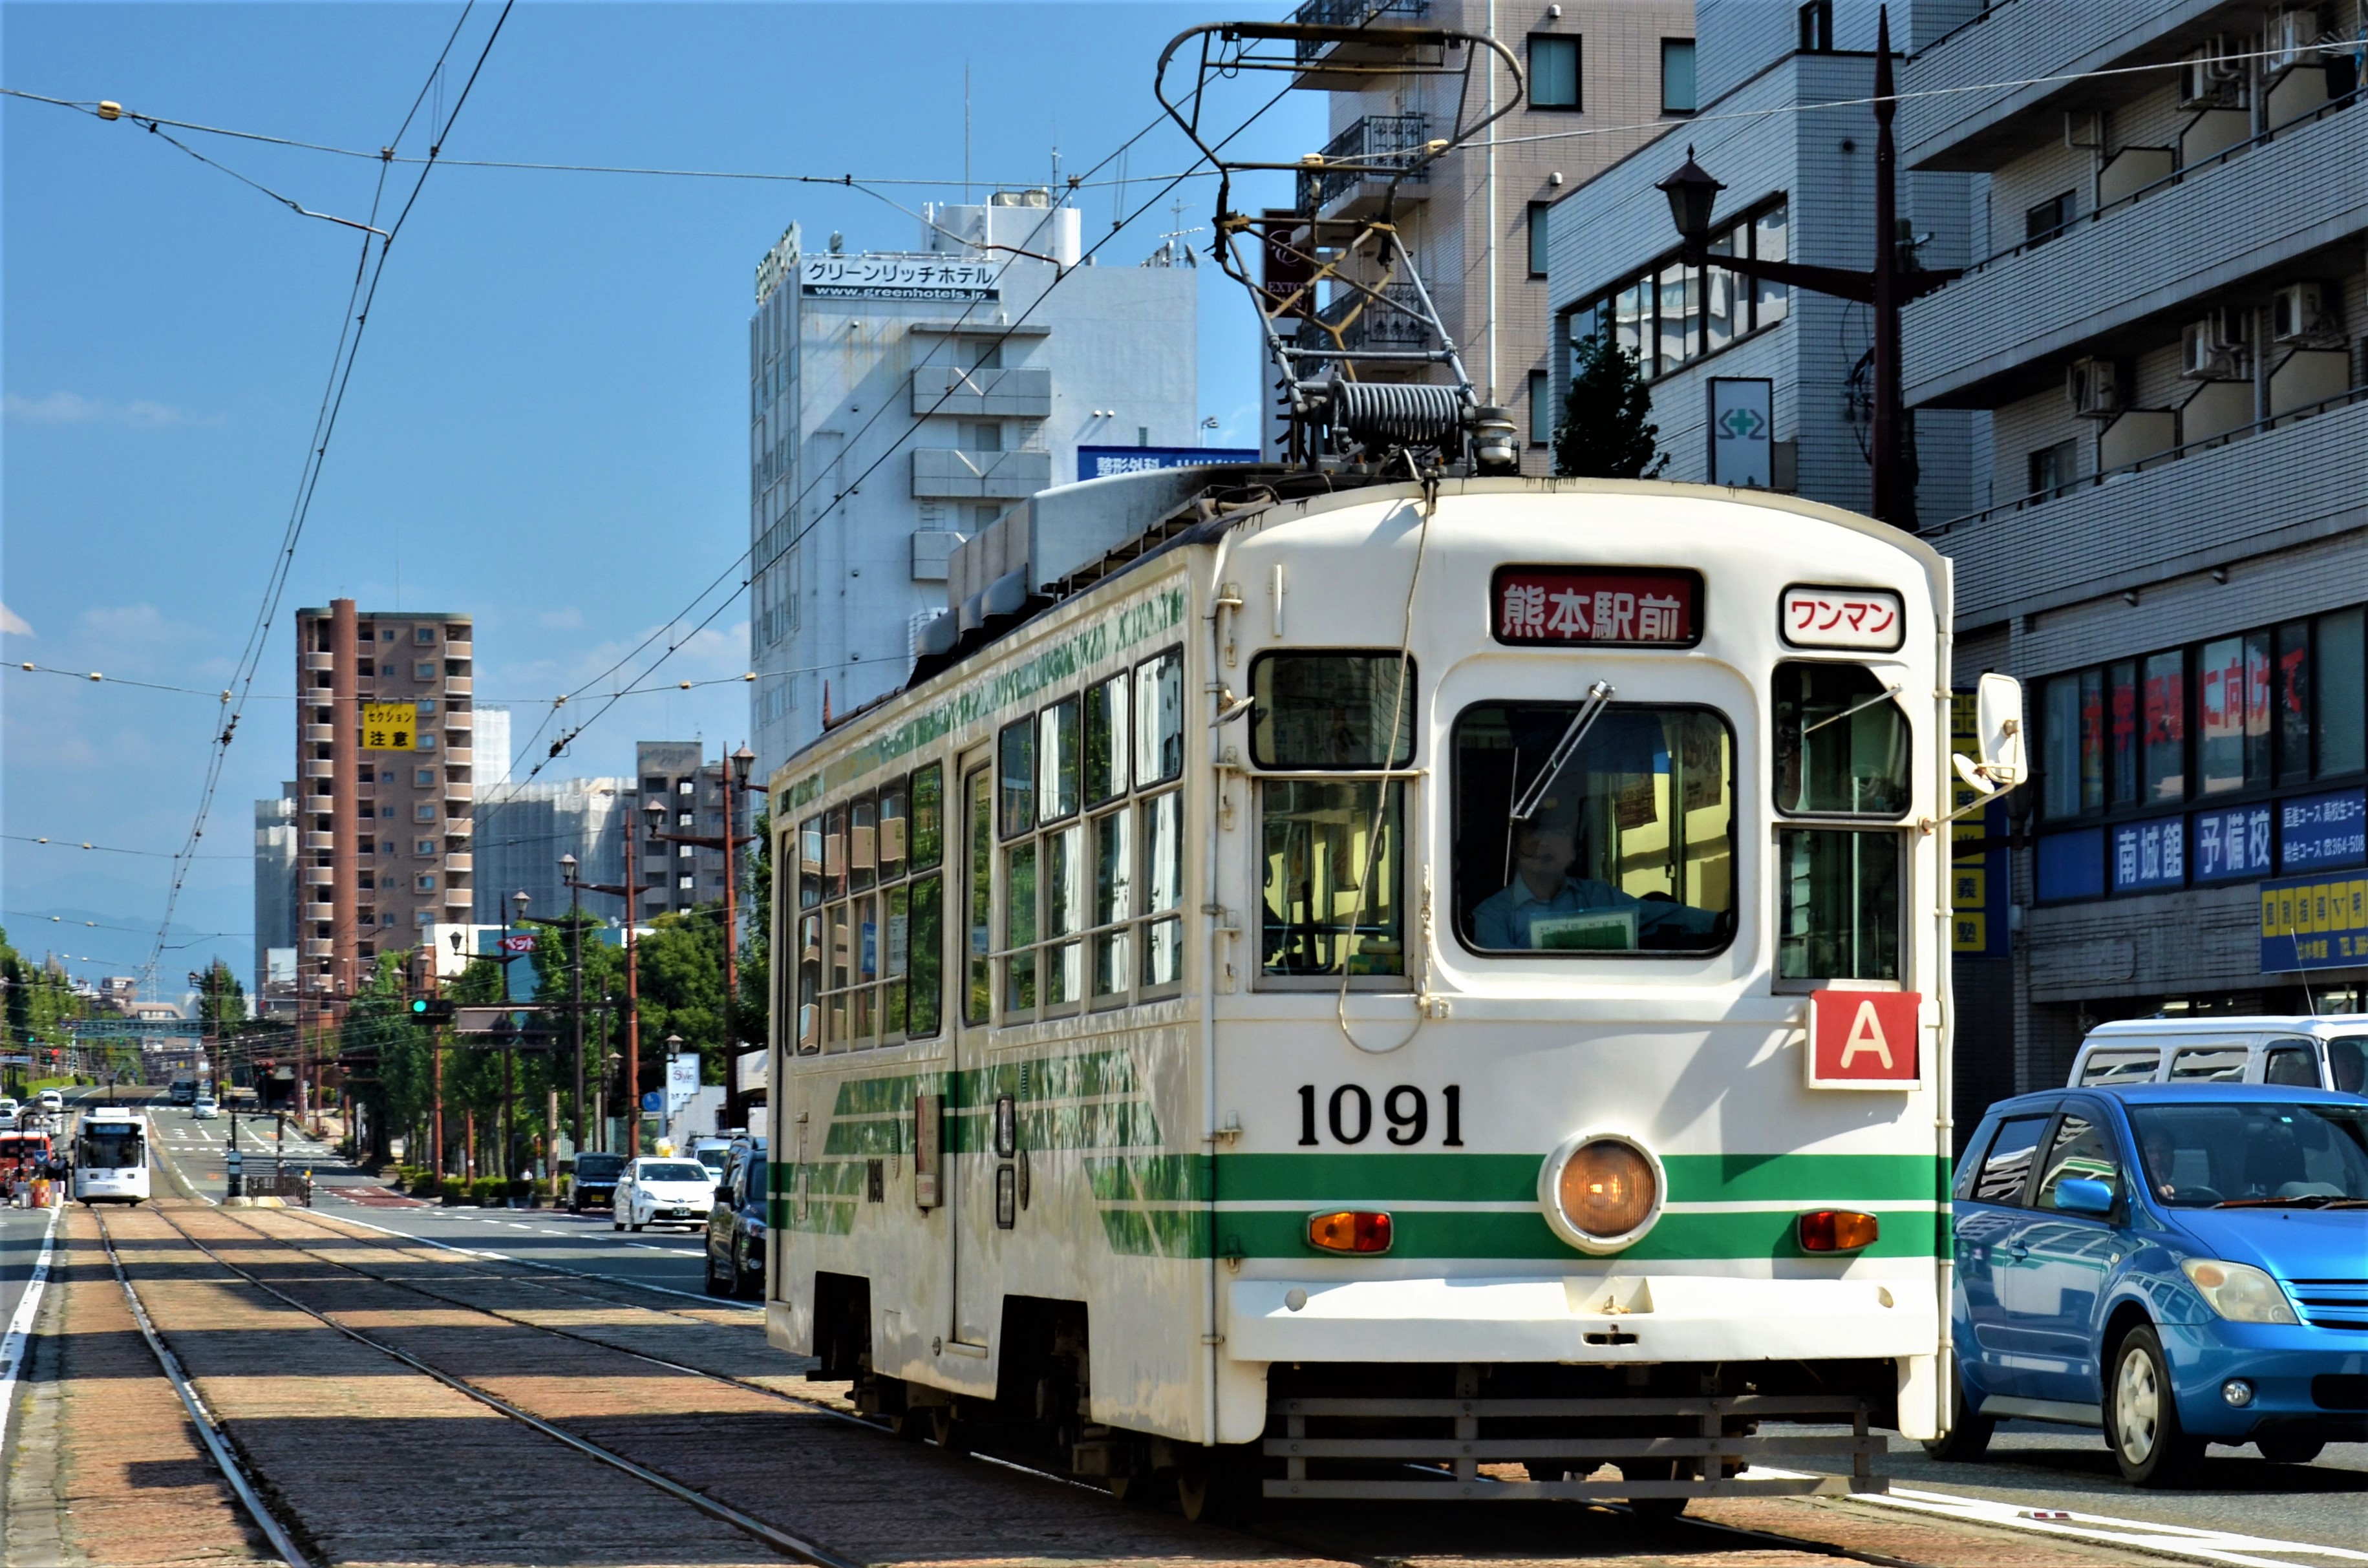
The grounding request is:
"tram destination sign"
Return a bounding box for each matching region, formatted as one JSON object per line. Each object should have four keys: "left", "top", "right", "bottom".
{"left": 1492, "top": 566, "right": 1701, "bottom": 648}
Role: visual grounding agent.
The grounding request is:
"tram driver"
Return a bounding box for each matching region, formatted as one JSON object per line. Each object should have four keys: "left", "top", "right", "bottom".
{"left": 1471, "top": 809, "right": 1722, "bottom": 951}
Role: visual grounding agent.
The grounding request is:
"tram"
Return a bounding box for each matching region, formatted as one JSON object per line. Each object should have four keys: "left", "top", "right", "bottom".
{"left": 73, "top": 1106, "right": 151, "bottom": 1204}
{"left": 764, "top": 465, "right": 2025, "bottom": 1514}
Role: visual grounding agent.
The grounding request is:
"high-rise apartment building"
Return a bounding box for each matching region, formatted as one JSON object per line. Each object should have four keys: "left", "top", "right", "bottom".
{"left": 1283, "top": 0, "right": 1695, "bottom": 458}
{"left": 746, "top": 196, "right": 1200, "bottom": 776}
{"left": 292, "top": 600, "right": 476, "bottom": 998}
{"left": 1898, "top": 0, "right": 2368, "bottom": 1089}
{"left": 637, "top": 742, "right": 732, "bottom": 918}
{"left": 471, "top": 776, "right": 632, "bottom": 927}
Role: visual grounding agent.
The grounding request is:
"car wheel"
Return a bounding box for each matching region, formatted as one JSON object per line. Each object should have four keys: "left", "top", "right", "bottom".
{"left": 2107, "top": 1324, "right": 2200, "bottom": 1487}
{"left": 733, "top": 1240, "right": 761, "bottom": 1300}
{"left": 703, "top": 1247, "right": 731, "bottom": 1297}
{"left": 612, "top": 1216, "right": 624, "bottom": 1231}
{"left": 2257, "top": 1435, "right": 2325, "bottom": 1465}
{"left": 1923, "top": 1357, "right": 1996, "bottom": 1461}
{"left": 630, "top": 1218, "right": 645, "bottom": 1233}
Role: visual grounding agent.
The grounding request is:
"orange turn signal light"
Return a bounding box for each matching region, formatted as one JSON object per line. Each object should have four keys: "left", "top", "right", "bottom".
{"left": 1307, "top": 1209, "right": 1393, "bottom": 1254}
{"left": 1797, "top": 1209, "right": 1880, "bottom": 1253}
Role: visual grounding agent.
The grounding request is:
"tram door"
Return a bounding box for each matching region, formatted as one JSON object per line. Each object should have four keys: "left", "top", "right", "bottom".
{"left": 950, "top": 752, "right": 997, "bottom": 1351}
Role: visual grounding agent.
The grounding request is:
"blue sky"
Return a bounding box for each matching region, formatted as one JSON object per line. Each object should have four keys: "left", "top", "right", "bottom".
{"left": 2, "top": 2, "right": 1315, "bottom": 993}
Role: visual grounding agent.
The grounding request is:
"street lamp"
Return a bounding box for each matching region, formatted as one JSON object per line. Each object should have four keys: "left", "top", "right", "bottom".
{"left": 1648, "top": 7, "right": 1954, "bottom": 529}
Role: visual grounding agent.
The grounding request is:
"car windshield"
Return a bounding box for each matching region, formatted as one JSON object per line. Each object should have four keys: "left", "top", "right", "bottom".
{"left": 637, "top": 1161, "right": 710, "bottom": 1183}
{"left": 2128, "top": 1102, "right": 2368, "bottom": 1207}
{"left": 696, "top": 1149, "right": 727, "bottom": 1171}
{"left": 573, "top": 1155, "right": 624, "bottom": 1180}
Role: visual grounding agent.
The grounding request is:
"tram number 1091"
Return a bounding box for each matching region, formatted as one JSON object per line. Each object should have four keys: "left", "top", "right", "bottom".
{"left": 1296, "top": 1084, "right": 1464, "bottom": 1147}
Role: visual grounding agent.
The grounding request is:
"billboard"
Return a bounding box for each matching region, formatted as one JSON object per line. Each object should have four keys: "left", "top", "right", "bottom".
{"left": 1077, "top": 445, "right": 1261, "bottom": 482}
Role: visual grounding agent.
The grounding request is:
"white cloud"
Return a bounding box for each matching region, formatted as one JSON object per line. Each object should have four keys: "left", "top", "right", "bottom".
{"left": 1, "top": 602, "right": 33, "bottom": 637}
{"left": 4, "top": 390, "right": 215, "bottom": 427}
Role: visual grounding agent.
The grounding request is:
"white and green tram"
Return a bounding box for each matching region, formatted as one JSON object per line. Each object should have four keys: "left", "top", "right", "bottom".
{"left": 764, "top": 470, "right": 2021, "bottom": 1514}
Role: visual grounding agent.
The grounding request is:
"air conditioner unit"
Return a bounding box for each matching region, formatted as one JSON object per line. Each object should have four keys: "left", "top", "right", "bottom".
{"left": 2063, "top": 110, "right": 2105, "bottom": 152}
{"left": 2181, "top": 311, "right": 2250, "bottom": 380}
{"left": 2067, "top": 357, "right": 2124, "bottom": 418}
{"left": 2266, "top": 8, "right": 2320, "bottom": 75}
{"left": 2270, "top": 281, "right": 2332, "bottom": 344}
{"left": 2178, "top": 38, "right": 2247, "bottom": 109}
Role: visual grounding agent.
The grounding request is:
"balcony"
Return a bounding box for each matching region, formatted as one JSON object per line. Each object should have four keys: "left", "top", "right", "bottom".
{"left": 303, "top": 831, "right": 337, "bottom": 852}
{"left": 445, "top": 747, "right": 474, "bottom": 767}
{"left": 443, "top": 888, "right": 475, "bottom": 909}
{"left": 302, "top": 652, "right": 334, "bottom": 672}
{"left": 444, "top": 710, "right": 473, "bottom": 730}
{"left": 303, "top": 724, "right": 337, "bottom": 744}
{"left": 912, "top": 364, "right": 1052, "bottom": 419}
{"left": 911, "top": 447, "right": 1053, "bottom": 500}
{"left": 303, "top": 759, "right": 334, "bottom": 779}
{"left": 1290, "top": 0, "right": 1432, "bottom": 90}
{"left": 1306, "top": 281, "right": 1431, "bottom": 352}
{"left": 1299, "top": 114, "right": 1431, "bottom": 219}
{"left": 303, "top": 867, "right": 334, "bottom": 887}
{"left": 304, "top": 938, "right": 334, "bottom": 959}
{"left": 1901, "top": 0, "right": 2203, "bottom": 171}
{"left": 446, "top": 783, "right": 474, "bottom": 804}
{"left": 1928, "top": 394, "right": 2368, "bottom": 624}
{"left": 445, "top": 818, "right": 473, "bottom": 838}
{"left": 1903, "top": 98, "right": 2368, "bottom": 408}
{"left": 445, "top": 853, "right": 473, "bottom": 873}
{"left": 445, "top": 639, "right": 471, "bottom": 659}
{"left": 304, "top": 902, "right": 333, "bottom": 922}
{"left": 444, "top": 675, "right": 473, "bottom": 695}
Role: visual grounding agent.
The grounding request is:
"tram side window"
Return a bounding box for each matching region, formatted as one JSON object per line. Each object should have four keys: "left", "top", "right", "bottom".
{"left": 996, "top": 649, "right": 1189, "bottom": 1019}
{"left": 1776, "top": 828, "right": 1899, "bottom": 984}
{"left": 1256, "top": 653, "right": 1418, "bottom": 980}
{"left": 1449, "top": 703, "right": 1735, "bottom": 956}
{"left": 1774, "top": 662, "right": 1911, "bottom": 816}
{"left": 796, "top": 761, "right": 944, "bottom": 1055}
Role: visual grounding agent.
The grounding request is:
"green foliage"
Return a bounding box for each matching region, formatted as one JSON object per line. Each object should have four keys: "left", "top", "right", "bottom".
{"left": 190, "top": 959, "right": 245, "bottom": 1029}
{"left": 471, "top": 1175, "right": 507, "bottom": 1205}
{"left": 737, "top": 810, "right": 771, "bottom": 1058}
{"left": 1553, "top": 334, "right": 1669, "bottom": 480}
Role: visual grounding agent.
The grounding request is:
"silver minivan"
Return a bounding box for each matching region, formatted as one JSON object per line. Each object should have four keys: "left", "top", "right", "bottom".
{"left": 2069, "top": 1016, "right": 2368, "bottom": 1092}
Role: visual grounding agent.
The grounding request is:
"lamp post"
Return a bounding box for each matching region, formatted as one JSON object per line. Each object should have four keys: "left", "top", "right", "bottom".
{"left": 564, "top": 813, "right": 643, "bottom": 1154}
{"left": 1651, "top": 7, "right": 1954, "bottom": 529}
{"left": 644, "top": 745, "right": 762, "bottom": 1134}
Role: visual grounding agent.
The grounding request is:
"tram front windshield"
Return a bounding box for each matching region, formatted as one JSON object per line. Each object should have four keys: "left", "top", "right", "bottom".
{"left": 78, "top": 1123, "right": 144, "bottom": 1171}
{"left": 1453, "top": 704, "right": 1735, "bottom": 954}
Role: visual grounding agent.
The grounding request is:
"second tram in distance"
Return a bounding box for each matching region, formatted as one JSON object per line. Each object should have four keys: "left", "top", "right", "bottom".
{"left": 765, "top": 470, "right": 2017, "bottom": 1514}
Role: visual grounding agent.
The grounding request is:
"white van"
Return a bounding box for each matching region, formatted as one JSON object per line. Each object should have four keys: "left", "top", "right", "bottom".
{"left": 2069, "top": 1016, "right": 2368, "bottom": 1093}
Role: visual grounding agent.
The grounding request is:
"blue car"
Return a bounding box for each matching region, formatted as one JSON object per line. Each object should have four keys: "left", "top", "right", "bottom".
{"left": 1933, "top": 1083, "right": 2367, "bottom": 1485}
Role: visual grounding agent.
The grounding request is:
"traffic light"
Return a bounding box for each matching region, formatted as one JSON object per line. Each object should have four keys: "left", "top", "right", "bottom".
{"left": 409, "top": 999, "right": 456, "bottom": 1023}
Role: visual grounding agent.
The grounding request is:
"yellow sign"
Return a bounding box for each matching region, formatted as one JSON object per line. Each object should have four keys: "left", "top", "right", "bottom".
{"left": 362, "top": 702, "right": 418, "bottom": 751}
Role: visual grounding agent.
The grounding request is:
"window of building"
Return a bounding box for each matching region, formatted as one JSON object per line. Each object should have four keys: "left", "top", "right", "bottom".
{"left": 414, "top": 804, "right": 438, "bottom": 823}
{"left": 968, "top": 337, "right": 1002, "bottom": 370}
{"left": 416, "top": 698, "right": 436, "bottom": 715}
{"left": 416, "top": 768, "right": 436, "bottom": 786}
{"left": 962, "top": 421, "right": 1003, "bottom": 454}
{"left": 415, "top": 838, "right": 436, "bottom": 856}
{"left": 1798, "top": 0, "right": 1833, "bottom": 52}
{"left": 1564, "top": 200, "right": 1786, "bottom": 384}
{"left": 416, "top": 874, "right": 436, "bottom": 893}
{"left": 1530, "top": 369, "right": 1554, "bottom": 445}
{"left": 679, "top": 779, "right": 695, "bottom": 796}
{"left": 680, "top": 874, "right": 695, "bottom": 890}
{"left": 1529, "top": 34, "right": 1580, "bottom": 109}
{"left": 2025, "top": 190, "right": 2075, "bottom": 246}
{"left": 414, "top": 662, "right": 436, "bottom": 680}
{"left": 1451, "top": 701, "right": 1735, "bottom": 958}
{"left": 414, "top": 626, "right": 437, "bottom": 644}
{"left": 1661, "top": 39, "right": 1698, "bottom": 113}
{"left": 381, "top": 629, "right": 397, "bottom": 642}
{"left": 2143, "top": 650, "right": 2186, "bottom": 803}
{"left": 2041, "top": 669, "right": 2107, "bottom": 820}
{"left": 643, "top": 777, "right": 667, "bottom": 795}
{"left": 2027, "top": 439, "right": 2076, "bottom": 499}
{"left": 2321, "top": 608, "right": 2367, "bottom": 776}
{"left": 1527, "top": 201, "right": 1552, "bottom": 279}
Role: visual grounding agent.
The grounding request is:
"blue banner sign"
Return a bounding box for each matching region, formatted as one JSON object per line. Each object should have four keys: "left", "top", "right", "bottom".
{"left": 2111, "top": 818, "right": 2186, "bottom": 893}
{"left": 2280, "top": 787, "right": 2367, "bottom": 873}
{"left": 2192, "top": 803, "right": 2273, "bottom": 884}
{"left": 2259, "top": 871, "right": 2368, "bottom": 973}
{"left": 2036, "top": 827, "right": 2105, "bottom": 903}
{"left": 1078, "top": 445, "right": 1261, "bottom": 482}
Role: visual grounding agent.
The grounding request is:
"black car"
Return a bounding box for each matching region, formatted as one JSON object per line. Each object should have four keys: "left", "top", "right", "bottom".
{"left": 568, "top": 1151, "right": 626, "bottom": 1214}
{"left": 703, "top": 1138, "right": 767, "bottom": 1299}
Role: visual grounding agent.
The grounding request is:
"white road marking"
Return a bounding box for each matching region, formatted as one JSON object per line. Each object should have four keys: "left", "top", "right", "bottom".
{"left": 1745, "top": 1466, "right": 2368, "bottom": 1568}
{"left": 0, "top": 1202, "right": 65, "bottom": 1446}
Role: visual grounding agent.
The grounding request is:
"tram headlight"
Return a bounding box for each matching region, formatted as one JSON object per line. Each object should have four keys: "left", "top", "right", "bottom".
{"left": 1539, "top": 1131, "right": 1665, "bottom": 1255}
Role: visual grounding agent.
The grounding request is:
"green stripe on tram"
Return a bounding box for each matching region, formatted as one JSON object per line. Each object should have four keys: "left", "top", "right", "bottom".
{"left": 1213, "top": 1205, "right": 1944, "bottom": 1261}
{"left": 1211, "top": 1151, "right": 1948, "bottom": 1205}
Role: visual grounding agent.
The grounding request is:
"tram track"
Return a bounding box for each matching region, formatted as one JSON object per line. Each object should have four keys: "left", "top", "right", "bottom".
{"left": 165, "top": 1203, "right": 1968, "bottom": 1568}
{"left": 98, "top": 1202, "right": 861, "bottom": 1567}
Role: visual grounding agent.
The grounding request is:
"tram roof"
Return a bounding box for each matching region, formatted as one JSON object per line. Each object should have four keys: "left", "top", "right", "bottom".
{"left": 780, "top": 469, "right": 1944, "bottom": 782}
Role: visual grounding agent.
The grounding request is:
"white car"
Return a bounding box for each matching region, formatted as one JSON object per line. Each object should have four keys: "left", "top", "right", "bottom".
{"left": 36, "top": 1090, "right": 63, "bottom": 1113}
{"left": 191, "top": 1096, "right": 220, "bottom": 1120}
{"left": 612, "top": 1158, "right": 717, "bottom": 1233}
{"left": 0, "top": 1099, "right": 17, "bottom": 1127}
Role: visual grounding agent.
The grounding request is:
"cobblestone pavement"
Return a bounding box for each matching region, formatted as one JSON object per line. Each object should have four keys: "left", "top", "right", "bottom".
{"left": 5, "top": 1201, "right": 2173, "bottom": 1568}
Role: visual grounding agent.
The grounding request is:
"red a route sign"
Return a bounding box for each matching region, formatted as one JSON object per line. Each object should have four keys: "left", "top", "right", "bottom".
{"left": 1806, "top": 990, "right": 1921, "bottom": 1089}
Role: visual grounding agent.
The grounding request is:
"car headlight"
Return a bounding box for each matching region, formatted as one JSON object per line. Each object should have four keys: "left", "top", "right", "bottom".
{"left": 2180, "top": 1258, "right": 2299, "bottom": 1324}
{"left": 1539, "top": 1130, "right": 1665, "bottom": 1254}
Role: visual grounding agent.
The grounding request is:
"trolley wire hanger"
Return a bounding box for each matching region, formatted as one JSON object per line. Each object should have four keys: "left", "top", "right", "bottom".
{"left": 1153, "top": 19, "right": 1524, "bottom": 472}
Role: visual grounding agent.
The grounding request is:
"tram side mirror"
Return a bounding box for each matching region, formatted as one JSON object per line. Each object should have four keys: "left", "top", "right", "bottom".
{"left": 1952, "top": 672, "right": 2025, "bottom": 796}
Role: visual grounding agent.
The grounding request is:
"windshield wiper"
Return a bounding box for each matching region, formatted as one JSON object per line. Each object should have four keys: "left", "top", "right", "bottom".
{"left": 2213, "top": 1194, "right": 2342, "bottom": 1209}
{"left": 1510, "top": 681, "right": 1614, "bottom": 822}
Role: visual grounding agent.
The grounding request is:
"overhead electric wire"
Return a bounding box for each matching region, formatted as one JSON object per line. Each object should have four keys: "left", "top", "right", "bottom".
{"left": 6, "top": 833, "right": 245, "bottom": 860}
{"left": 141, "top": 1, "right": 517, "bottom": 992}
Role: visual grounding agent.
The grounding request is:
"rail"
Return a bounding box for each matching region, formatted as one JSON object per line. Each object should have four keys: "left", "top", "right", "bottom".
{"left": 1919, "top": 383, "right": 2367, "bottom": 537}
{"left": 1945, "top": 86, "right": 2360, "bottom": 282}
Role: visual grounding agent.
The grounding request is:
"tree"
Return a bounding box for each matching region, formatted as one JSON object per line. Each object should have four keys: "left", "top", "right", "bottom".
{"left": 1553, "top": 334, "right": 1668, "bottom": 480}
{"left": 191, "top": 960, "right": 245, "bottom": 1030}
{"left": 735, "top": 810, "right": 771, "bottom": 1057}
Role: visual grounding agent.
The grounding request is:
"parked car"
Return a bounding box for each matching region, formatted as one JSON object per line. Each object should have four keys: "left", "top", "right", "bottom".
{"left": 612, "top": 1157, "right": 716, "bottom": 1232}
{"left": 567, "top": 1152, "right": 626, "bottom": 1214}
{"left": 703, "top": 1137, "right": 768, "bottom": 1299}
{"left": 2071, "top": 1017, "right": 2366, "bottom": 1093}
{"left": 687, "top": 1136, "right": 734, "bottom": 1180}
{"left": 0, "top": 1099, "right": 18, "bottom": 1128}
{"left": 1934, "top": 1083, "right": 2368, "bottom": 1485}
{"left": 191, "top": 1096, "right": 220, "bottom": 1120}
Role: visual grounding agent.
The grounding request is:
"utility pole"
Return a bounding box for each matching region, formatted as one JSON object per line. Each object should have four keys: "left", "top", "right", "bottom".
{"left": 427, "top": 950, "right": 444, "bottom": 1178}
{"left": 644, "top": 745, "right": 760, "bottom": 1132}
{"left": 565, "top": 809, "right": 644, "bottom": 1154}
{"left": 564, "top": 856, "right": 585, "bottom": 1155}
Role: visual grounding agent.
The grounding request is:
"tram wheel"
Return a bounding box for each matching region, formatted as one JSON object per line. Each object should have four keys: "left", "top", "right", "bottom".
{"left": 928, "top": 1403, "right": 968, "bottom": 1454}
{"left": 1175, "top": 1461, "right": 1254, "bottom": 1526}
{"left": 1107, "top": 1468, "right": 1170, "bottom": 1509}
